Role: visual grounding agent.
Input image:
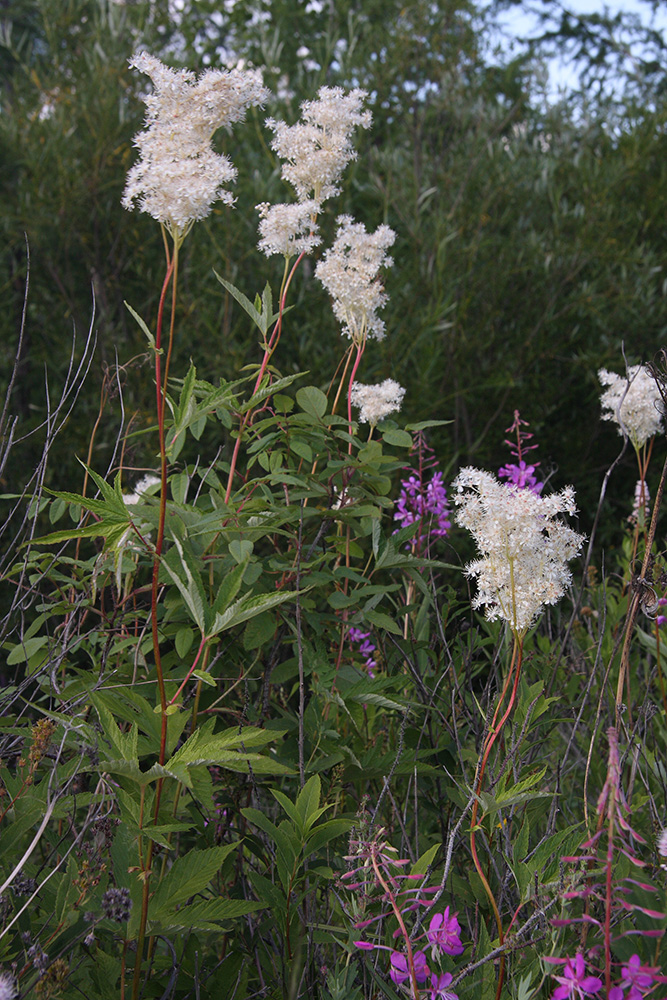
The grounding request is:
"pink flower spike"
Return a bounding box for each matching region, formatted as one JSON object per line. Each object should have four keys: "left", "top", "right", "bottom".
{"left": 354, "top": 941, "right": 376, "bottom": 950}
{"left": 427, "top": 908, "right": 464, "bottom": 956}
{"left": 550, "top": 954, "right": 603, "bottom": 1000}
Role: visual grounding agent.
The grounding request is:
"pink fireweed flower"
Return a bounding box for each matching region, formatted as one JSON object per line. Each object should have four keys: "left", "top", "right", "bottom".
{"left": 394, "top": 470, "right": 451, "bottom": 548}
{"left": 618, "top": 954, "right": 659, "bottom": 998}
{"left": 427, "top": 908, "right": 464, "bottom": 956}
{"left": 550, "top": 955, "right": 603, "bottom": 1000}
{"left": 348, "top": 627, "right": 377, "bottom": 678}
{"left": 498, "top": 459, "right": 543, "bottom": 494}
{"left": 390, "top": 949, "right": 430, "bottom": 986}
{"left": 430, "top": 972, "right": 459, "bottom": 1000}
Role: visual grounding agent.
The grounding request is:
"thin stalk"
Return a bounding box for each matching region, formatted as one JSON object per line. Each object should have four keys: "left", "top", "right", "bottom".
{"left": 469, "top": 634, "right": 524, "bottom": 1000}
{"left": 133, "top": 235, "right": 178, "bottom": 1000}
{"left": 224, "top": 252, "right": 305, "bottom": 503}
{"left": 616, "top": 452, "right": 667, "bottom": 725}
{"left": 370, "top": 851, "right": 420, "bottom": 1000}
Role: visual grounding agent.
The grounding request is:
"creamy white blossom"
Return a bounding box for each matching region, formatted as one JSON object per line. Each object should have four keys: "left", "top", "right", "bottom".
{"left": 598, "top": 364, "right": 664, "bottom": 448}
{"left": 0, "top": 973, "right": 17, "bottom": 1000}
{"left": 123, "top": 474, "right": 161, "bottom": 508}
{"left": 452, "top": 468, "right": 584, "bottom": 636}
{"left": 658, "top": 827, "right": 667, "bottom": 857}
{"left": 350, "top": 379, "right": 405, "bottom": 425}
{"left": 122, "top": 52, "right": 268, "bottom": 232}
{"left": 266, "top": 87, "right": 371, "bottom": 203}
{"left": 315, "top": 216, "right": 395, "bottom": 342}
{"left": 256, "top": 200, "right": 321, "bottom": 257}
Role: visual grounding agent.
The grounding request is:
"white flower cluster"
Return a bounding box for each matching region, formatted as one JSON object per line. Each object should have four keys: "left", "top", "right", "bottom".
{"left": 452, "top": 468, "right": 584, "bottom": 636}
{"left": 122, "top": 52, "right": 268, "bottom": 233}
{"left": 0, "top": 972, "right": 16, "bottom": 1000}
{"left": 266, "top": 87, "right": 371, "bottom": 204}
{"left": 257, "top": 87, "right": 371, "bottom": 259}
{"left": 256, "top": 200, "right": 321, "bottom": 258}
{"left": 350, "top": 379, "right": 405, "bottom": 425}
{"left": 598, "top": 364, "right": 664, "bottom": 448}
{"left": 315, "top": 216, "right": 396, "bottom": 342}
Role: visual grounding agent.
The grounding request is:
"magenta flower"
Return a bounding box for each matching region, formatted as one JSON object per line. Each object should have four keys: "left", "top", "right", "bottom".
{"left": 551, "top": 955, "right": 603, "bottom": 1000}
{"left": 619, "top": 954, "right": 658, "bottom": 999}
{"left": 498, "top": 459, "right": 543, "bottom": 494}
{"left": 427, "top": 908, "right": 464, "bottom": 956}
{"left": 430, "top": 971, "right": 459, "bottom": 999}
{"left": 348, "top": 627, "right": 377, "bottom": 678}
{"left": 394, "top": 470, "right": 451, "bottom": 547}
{"left": 389, "top": 949, "right": 430, "bottom": 985}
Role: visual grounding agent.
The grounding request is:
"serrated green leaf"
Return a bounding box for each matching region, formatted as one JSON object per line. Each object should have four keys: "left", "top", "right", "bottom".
{"left": 151, "top": 897, "right": 262, "bottom": 932}
{"left": 151, "top": 843, "right": 240, "bottom": 912}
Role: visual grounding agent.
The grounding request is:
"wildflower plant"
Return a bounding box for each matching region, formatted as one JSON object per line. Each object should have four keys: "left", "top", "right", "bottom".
{"left": 6, "top": 40, "right": 667, "bottom": 1000}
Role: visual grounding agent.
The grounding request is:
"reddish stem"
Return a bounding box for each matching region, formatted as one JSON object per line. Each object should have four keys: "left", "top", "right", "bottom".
{"left": 469, "top": 635, "right": 524, "bottom": 1000}
{"left": 224, "top": 252, "right": 306, "bottom": 504}
{"left": 169, "top": 634, "right": 208, "bottom": 705}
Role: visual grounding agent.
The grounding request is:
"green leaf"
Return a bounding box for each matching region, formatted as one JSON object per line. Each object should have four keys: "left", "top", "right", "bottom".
{"left": 364, "top": 610, "right": 402, "bottom": 635}
{"left": 175, "top": 626, "right": 194, "bottom": 659}
{"left": 410, "top": 842, "right": 441, "bottom": 876}
{"left": 303, "top": 818, "right": 353, "bottom": 855}
{"left": 382, "top": 428, "right": 413, "bottom": 447}
{"left": 151, "top": 843, "right": 240, "bottom": 912}
{"left": 296, "top": 774, "right": 321, "bottom": 825}
{"left": 152, "top": 897, "right": 261, "bottom": 932}
{"left": 192, "top": 669, "right": 216, "bottom": 687}
{"left": 6, "top": 636, "right": 48, "bottom": 665}
{"left": 212, "top": 560, "right": 248, "bottom": 622}
{"left": 161, "top": 537, "right": 208, "bottom": 633}
{"left": 125, "top": 301, "right": 158, "bottom": 351}
{"left": 210, "top": 589, "right": 297, "bottom": 637}
{"left": 214, "top": 274, "right": 263, "bottom": 331}
{"left": 296, "top": 386, "right": 327, "bottom": 420}
{"left": 228, "top": 539, "right": 253, "bottom": 564}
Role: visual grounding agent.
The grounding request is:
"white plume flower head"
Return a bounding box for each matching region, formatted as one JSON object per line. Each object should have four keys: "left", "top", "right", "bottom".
{"left": 266, "top": 86, "right": 371, "bottom": 203}
{"left": 122, "top": 52, "right": 269, "bottom": 234}
{"left": 0, "top": 972, "right": 17, "bottom": 1000}
{"left": 598, "top": 364, "right": 664, "bottom": 448}
{"left": 657, "top": 827, "right": 667, "bottom": 858}
{"left": 315, "top": 215, "right": 396, "bottom": 343}
{"left": 350, "top": 379, "right": 405, "bottom": 426}
{"left": 256, "top": 200, "right": 321, "bottom": 258}
{"left": 452, "top": 468, "right": 584, "bottom": 637}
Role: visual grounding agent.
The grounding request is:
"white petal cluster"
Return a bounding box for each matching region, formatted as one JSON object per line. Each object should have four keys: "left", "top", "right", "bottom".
{"left": 315, "top": 216, "right": 395, "bottom": 342}
{"left": 598, "top": 365, "right": 664, "bottom": 448}
{"left": 256, "top": 200, "right": 321, "bottom": 257}
{"left": 122, "top": 52, "right": 269, "bottom": 232}
{"left": 350, "top": 379, "right": 405, "bottom": 425}
{"left": 0, "top": 973, "right": 17, "bottom": 1000}
{"left": 452, "top": 468, "right": 584, "bottom": 636}
{"left": 123, "top": 474, "right": 160, "bottom": 507}
{"left": 266, "top": 87, "right": 371, "bottom": 203}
